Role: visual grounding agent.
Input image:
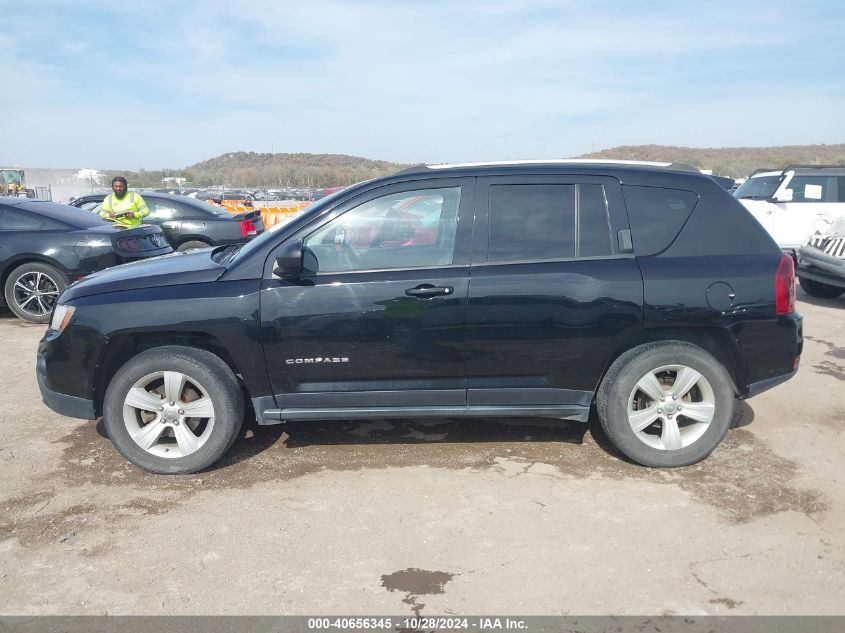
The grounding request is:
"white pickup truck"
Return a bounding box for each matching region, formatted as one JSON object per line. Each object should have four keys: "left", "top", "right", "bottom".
{"left": 734, "top": 165, "right": 845, "bottom": 257}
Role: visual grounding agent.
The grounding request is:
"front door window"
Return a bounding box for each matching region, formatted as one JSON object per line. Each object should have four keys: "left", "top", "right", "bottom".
{"left": 302, "top": 187, "right": 461, "bottom": 273}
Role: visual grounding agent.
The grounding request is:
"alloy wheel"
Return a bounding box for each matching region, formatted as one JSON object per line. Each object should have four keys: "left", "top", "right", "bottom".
{"left": 627, "top": 364, "right": 716, "bottom": 451}
{"left": 122, "top": 371, "right": 216, "bottom": 458}
{"left": 12, "top": 271, "right": 60, "bottom": 318}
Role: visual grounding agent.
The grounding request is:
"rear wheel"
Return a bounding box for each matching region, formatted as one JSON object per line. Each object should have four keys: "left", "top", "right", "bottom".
{"left": 799, "top": 276, "right": 844, "bottom": 299}
{"left": 3, "top": 262, "right": 67, "bottom": 323}
{"left": 103, "top": 346, "right": 244, "bottom": 474}
{"left": 597, "top": 341, "right": 735, "bottom": 467}
{"left": 177, "top": 240, "right": 211, "bottom": 252}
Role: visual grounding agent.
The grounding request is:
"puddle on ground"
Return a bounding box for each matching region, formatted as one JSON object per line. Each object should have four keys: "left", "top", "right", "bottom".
{"left": 381, "top": 568, "right": 454, "bottom": 615}
{"left": 0, "top": 406, "right": 828, "bottom": 548}
{"left": 710, "top": 597, "right": 745, "bottom": 609}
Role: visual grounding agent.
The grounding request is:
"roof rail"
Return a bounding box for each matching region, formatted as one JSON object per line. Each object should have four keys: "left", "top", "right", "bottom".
{"left": 666, "top": 162, "right": 702, "bottom": 173}
{"left": 750, "top": 167, "right": 781, "bottom": 176}
{"left": 394, "top": 164, "right": 428, "bottom": 176}
{"left": 782, "top": 164, "right": 845, "bottom": 172}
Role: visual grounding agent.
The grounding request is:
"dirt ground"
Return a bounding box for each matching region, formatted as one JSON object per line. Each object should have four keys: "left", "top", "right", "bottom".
{"left": 0, "top": 289, "right": 843, "bottom": 615}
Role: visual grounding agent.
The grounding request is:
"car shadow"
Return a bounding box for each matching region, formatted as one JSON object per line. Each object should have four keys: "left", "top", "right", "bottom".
{"left": 95, "top": 400, "right": 755, "bottom": 472}
{"left": 212, "top": 414, "right": 590, "bottom": 471}
{"left": 796, "top": 287, "right": 844, "bottom": 308}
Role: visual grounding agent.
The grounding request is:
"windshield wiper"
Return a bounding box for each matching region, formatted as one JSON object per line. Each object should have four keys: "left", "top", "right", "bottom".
{"left": 737, "top": 195, "right": 772, "bottom": 200}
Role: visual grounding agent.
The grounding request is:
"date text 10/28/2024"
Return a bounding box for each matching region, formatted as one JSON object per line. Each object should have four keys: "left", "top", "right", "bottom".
{"left": 307, "top": 618, "right": 528, "bottom": 630}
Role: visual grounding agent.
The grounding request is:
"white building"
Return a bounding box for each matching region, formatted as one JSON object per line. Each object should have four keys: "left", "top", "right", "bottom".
{"left": 74, "top": 168, "right": 104, "bottom": 184}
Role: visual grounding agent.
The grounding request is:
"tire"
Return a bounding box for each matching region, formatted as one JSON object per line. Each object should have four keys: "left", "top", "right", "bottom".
{"left": 177, "top": 240, "right": 211, "bottom": 252}
{"left": 103, "top": 346, "right": 244, "bottom": 474}
{"left": 3, "top": 262, "right": 67, "bottom": 323}
{"left": 799, "top": 276, "right": 844, "bottom": 299}
{"left": 596, "top": 341, "right": 735, "bottom": 468}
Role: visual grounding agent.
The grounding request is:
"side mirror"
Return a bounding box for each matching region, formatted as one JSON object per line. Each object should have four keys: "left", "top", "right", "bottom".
{"left": 772, "top": 188, "right": 793, "bottom": 203}
{"left": 275, "top": 239, "right": 303, "bottom": 276}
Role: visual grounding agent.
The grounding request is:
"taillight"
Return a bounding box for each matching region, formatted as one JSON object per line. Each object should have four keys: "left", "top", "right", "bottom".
{"left": 239, "top": 220, "right": 257, "bottom": 237}
{"left": 775, "top": 254, "right": 795, "bottom": 315}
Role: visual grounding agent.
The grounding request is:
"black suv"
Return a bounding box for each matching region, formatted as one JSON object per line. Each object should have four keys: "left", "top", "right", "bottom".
{"left": 37, "top": 161, "right": 802, "bottom": 474}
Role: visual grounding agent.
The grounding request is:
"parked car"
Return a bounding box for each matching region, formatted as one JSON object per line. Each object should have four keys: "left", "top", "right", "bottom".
{"left": 1, "top": 197, "right": 171, "bottom": 323}
{"left": 797, "top": 215, "right": 845, "bottom": 298}
{"left": 38, "top": 161, "right": 802, "bottom": 474}
{"left": 69, "top": 192, "right": 263, "bottom": 251}
{"left": 735, "top": 165, "right": 845, "bottom": 256}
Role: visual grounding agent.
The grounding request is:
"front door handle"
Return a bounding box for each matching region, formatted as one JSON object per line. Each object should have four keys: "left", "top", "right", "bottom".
{"left": 405, "top": 284, "right": 454, "bottom": 298}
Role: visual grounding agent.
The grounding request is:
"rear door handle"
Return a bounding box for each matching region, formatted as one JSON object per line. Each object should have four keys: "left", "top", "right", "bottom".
{"left": 405, "top": 284, "right": 454, "bottom": 298}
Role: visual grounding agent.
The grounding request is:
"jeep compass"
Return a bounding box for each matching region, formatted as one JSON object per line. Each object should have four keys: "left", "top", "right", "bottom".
{"left": 37, "top": 161, "right": 803, "bottom": 473}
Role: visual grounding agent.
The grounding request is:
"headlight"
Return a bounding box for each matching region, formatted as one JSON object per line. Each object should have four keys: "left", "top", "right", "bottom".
{"left": 50, "top": 304, "right": 76, "bottom": 332}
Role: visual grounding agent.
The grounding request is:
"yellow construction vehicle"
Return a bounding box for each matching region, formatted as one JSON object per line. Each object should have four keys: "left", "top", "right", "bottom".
{"left": 0, "top": 168, "right": 32, "bottom": 197}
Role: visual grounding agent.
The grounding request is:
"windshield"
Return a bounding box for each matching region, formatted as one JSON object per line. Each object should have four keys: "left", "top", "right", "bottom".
{"left": 228, "top": 185, "right": 356, "bottom": 264}
{"left": 1, "top": 170, "right": 23, "bottom": 185}
{"left": 734, "top": 174, "right": 784, "bottom": 199}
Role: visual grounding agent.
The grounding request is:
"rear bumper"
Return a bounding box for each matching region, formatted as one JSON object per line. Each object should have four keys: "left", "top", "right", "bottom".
{"left": 37, "top": 352, "right": 95, "bottom": 419}
{"left": 739, "top": 312, "right": 803, "bottom": 399}
{"left": 745, "top": 369, "right": 798, "bottom": 398}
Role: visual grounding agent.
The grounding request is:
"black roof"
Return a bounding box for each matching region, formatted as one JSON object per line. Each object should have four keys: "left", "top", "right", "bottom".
{"left": 386, "top": 161, "right": 721, "bottom": 191}
{"left": 750, "top": 165, "right": 845, "bottom": 177}
{"left": 0, "top": 198, "right": 110, "bottom": 229}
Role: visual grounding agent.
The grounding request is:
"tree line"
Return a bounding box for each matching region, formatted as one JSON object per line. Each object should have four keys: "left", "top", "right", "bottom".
{"left": 76, "top": 144, "right": 845, "bottom": 190}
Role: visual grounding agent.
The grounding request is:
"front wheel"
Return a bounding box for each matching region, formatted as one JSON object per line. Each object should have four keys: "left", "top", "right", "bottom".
{"left": 799, "top": 276, "right": 844, "bottom": 299}
{"left": 597, "top": 342, "right": 735, "bottom": 467}
{"left": 103, "top": 346, "right": 244, "bottom": 474}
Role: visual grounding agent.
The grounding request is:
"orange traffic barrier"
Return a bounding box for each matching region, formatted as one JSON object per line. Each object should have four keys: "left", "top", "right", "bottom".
{"left": 205, "top": 198, "right": 312, "bottom": 229}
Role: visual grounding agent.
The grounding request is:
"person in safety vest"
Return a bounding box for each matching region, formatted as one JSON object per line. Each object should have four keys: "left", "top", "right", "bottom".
{"left": 99, "top": 176, "right": 149, "bottom": 228}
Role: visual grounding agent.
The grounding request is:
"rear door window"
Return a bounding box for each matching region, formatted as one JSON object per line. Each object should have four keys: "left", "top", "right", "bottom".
{"left": 787, "top": 176, "right": 836, "bottom": 202}
{"left": 486, "top": 183, "right": 613, "bottom": 262}
{"left": 622, "top": 186, "right": 699, "bottom": 256}
{"left": 148, "top": 201, "right": 183, "bottom": 220}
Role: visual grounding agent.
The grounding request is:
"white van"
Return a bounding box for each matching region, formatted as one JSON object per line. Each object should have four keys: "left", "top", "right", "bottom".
{"left": 734, "top": 165, "right": 845, "bottom": 254}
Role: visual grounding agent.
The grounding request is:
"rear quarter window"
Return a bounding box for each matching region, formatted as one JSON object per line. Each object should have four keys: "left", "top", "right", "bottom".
{"left": 0, "top": 209, "right": 44, "bottom": 230}
{"left": 622, "top": 185, "right": 699, "bottom": 256}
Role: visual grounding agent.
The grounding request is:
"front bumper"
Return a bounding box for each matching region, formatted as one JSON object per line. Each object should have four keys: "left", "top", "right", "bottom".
{"left": 36, "top": 349, "right": 95, "bottom": 420}
{"left": 797, "top": 246, "right": 845, "bottom": 289}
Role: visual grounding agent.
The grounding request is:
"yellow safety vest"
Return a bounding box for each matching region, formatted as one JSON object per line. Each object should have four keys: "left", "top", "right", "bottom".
{"left": 100, "top": 191, "right": 150, "bottom": 228}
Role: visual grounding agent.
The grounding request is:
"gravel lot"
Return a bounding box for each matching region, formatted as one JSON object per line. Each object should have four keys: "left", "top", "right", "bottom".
{"left": 0, "top": 289, "right": 843, "bottom": 615}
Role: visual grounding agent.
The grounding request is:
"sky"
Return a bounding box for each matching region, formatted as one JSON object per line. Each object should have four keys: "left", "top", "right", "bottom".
{"left": 1, "top": 0, "right": 843, "bottom": 170}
